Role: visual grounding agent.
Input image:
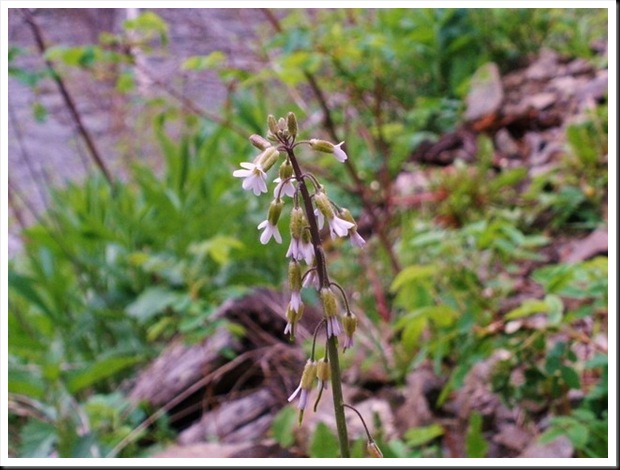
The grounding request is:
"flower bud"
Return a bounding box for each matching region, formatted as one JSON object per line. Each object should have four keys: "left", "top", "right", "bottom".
{"left": 278, "top": 117, "right": 287, "bottom": 132}
{"left": 316, "top": 358, "right": 330, "bottom": 383}
{"left": 314, "top": 191, "right": 335, "bottom": 220}
{"left": 258, "top": 146, "right": 280, "bottom": 172}
{"left": 267, "top": 198, "right": 284, "bottom": 226}
{"left": 287, "top": 112, "right": 298, "bottom": 138}
{"left": 367, "top": 441, "right": 383, "bottom": 458}
{"left": 338, "top": 208, "right": 357, "bottom": 227}
{"left": 320, "top": 287, "right": 338, "bottom": 318}
{"left": 290, "top": 206, "right": 305, "bottom": 239}
{"left": 268, "top": 114, "right": 279, "bottom": 135}
{"left": 343, "top": 313, "right": 358, "bottom": 337}
{"left": 300, "top": 360, "right": 317, "bottom": 390}
{"left": 249, "top": 134, "right": 272, "bottom": 151}
{"left": 288, "top": 260, "right": 302, "bottom": 293}
{"left": 309, "top": 139, "right": 335, "bottom": 154}
{"left": 279, "top": 159, "right": 294, "bottom": 181}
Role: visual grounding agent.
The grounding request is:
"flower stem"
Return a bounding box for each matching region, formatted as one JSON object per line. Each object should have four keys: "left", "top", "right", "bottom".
{"left": 286, "top": 147, "right": 350, "bottom": 458}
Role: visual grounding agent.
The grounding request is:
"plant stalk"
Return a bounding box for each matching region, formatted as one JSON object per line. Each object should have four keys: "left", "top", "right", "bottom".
{"left": 286, "top": 147, "right": 350, "bottom": 458}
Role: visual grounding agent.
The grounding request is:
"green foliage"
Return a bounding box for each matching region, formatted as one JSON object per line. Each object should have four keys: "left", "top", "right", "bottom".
{"left": 270, "top": 407, "right": 297, "bottom": 448}
{"left": 308, "top": 422, "right": 340, "bottom": 458}
{"left": 465, "top": 412, "right": 488, "bottom": 458}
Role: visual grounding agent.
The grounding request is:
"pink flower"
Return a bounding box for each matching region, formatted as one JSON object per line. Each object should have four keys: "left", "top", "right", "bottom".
{"left": 350, "top": 230, "right": 366, "bottom": 248}
{"left": 233, "top": 162, "right": 267, "bottom": 196}
{"left": 328, "top": 215, "right": 355, "bottom": 239}
{"left": 326, "top": 315, "right": 343, "bottom": 338}
{"left": 273, "top": 177, "right": 296, "bottom": 198}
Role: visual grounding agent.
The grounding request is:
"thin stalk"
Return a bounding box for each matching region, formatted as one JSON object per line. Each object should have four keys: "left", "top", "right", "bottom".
{"left": 286, "top": 147, "right": 350, "bottom": 458}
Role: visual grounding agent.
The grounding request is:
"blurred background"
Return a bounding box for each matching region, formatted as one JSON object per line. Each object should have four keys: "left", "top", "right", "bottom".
{"left": 7, "top": 8, "right": 609, "bottom": 458}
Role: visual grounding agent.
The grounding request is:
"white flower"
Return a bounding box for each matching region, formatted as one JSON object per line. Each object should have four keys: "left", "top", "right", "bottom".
{"left": 333, "top": 141, "right": 348, "bottom": 162}
{"left": 300, "top": 239, "right": 315, "bottom": 265}
{"left": 288, "top": 384, "right": 309, "bottom": 411}
{"left": 350, "top": 230, "right": 366, "bottom": 248}
{"left": 314, "top": 208, "right": 325, "bottom": 230}
{"left": 326, "top": 315, "right": 343, "bottom": 338}
{"left": 286, "top": 237, "right": 302, "bottom": 260}
{"left": 328, "top": 215, "right": 355, "bottom": 239}
{"left": 290, "top": 291, "right": 302, "bottom": 313}
{"left": 233, "top": 162, "right": 268, "bottom": 196}
{"left": 302, "top": 269, "right": 319, "bottom": 289}
{"left": 273, "top": 177, "right": 296, "bottom": 198}
{"left": 257, "top": 220, "right": 282, "bottom": 244}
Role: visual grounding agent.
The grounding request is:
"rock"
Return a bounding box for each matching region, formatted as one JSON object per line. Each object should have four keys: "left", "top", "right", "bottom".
{"left": 464, "top": 63, "right": 503, "bottom": 124}
{"left": 559, "top": 228, "right": 608, "bottom": 263}
{"left": 526, "top": 92, "right": 556, "bottom": 111}
{"left": 493, "top": 423, "right": 533, "bottom": 452}
{"left": 525, "top": 48, "right": 560, "bottom": 81}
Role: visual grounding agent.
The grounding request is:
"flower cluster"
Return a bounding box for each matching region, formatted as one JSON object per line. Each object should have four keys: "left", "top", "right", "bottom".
{"left": 234, "top": 112, "right": 369, "bottom": 436}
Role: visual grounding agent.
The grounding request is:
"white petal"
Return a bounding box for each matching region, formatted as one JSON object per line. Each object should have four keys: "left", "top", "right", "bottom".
{"left": 288, "top": 384, "right": 302, "bottom": 402}
{"left": 233, "top": 169, "right": 251, "bottom": 178}
{"left": 257, "top": 220, "right": 268, "bottom": 230}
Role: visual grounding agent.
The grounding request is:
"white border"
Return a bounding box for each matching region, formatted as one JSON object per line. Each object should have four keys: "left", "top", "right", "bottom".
{"left": 1, "top": 1, "right": 617, "bottom": 467}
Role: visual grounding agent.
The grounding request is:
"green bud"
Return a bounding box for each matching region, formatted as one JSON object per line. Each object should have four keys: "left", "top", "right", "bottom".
{"left": 343, "top": 313, "right": 358, "bottom": 337}
{"left": 300, "top": 360, "right": 317, "bottom": 389}
{"left": 320, "top": 287, "right": 338, "bottom": 318}
{"left": 287, "top": 112, "right": 298, "bottom": 138}
{"left": 267, "top": 198, "right": 284, "bottom": 226}
{"left": 309, "top": 139, "right": 335, "bottom": 154}
{"left": 314, "top": 191, "right": 335, "bottom": 220}
{"left": 258, "top": 146, "right": 280, "bottom": 172}
{"left": 290, "top": 206, "right": 305, "bottom": 239}
{"left": 249, "top": 134, "right": 272, "bottom": 151}
{"left": 279, "top": 159, "right": 294, "bottom": 180}
{"left": 288, "top": 260, "right": 302, "bottom": 292}
{"left": 339, "top": 208, "right": 357, "bottom": 227}
{"left": 268, "top": 115, "right": 278, "bottom": 135}
{"left": 367, "top": 441, "right": 383, "bottom": 458}
{"left": 316, "top": 358, "right": 330, "bottom": 383}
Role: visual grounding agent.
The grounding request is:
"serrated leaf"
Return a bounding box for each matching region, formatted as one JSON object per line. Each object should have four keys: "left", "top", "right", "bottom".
{"left": 19, "top": 420, "right": 57, "bottom": 457}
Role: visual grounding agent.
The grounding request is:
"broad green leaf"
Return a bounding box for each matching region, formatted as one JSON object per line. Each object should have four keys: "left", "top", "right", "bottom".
{"left": 66, "top": 355, "right": 143, "bottom": 393}
{"left": 404, "top": 423, "right": 444, "bottom": 447}
{"left": 309, "top": 422, "right": 340, "bottom": 457}
{"left": 390, "top": 265, "right": 437, "bottom": 293}
{"left": 8, "top": 369, "right": 46, "bottom": 399}
{"left": 126, "top": 287, "right": 181, "bottom": 322}
{"left": 271, "top": 407, "right": 297, "bottom": 448}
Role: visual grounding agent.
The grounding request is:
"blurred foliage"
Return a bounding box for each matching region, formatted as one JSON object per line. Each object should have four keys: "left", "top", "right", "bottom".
{"left": 8, "top": 7, "right": 608, "bottom": 458}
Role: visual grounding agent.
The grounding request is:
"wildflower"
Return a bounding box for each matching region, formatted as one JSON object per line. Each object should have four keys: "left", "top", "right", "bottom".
{"left": 309, "top": 139, "right": 348, "bottom": 163}
{"left": 302, "top": 267, "right": 319, "bottom": 290}
{"left": 367, "top": 441, "right": 383, "bottom": 458}
{"left": 273, "top": 159, "right": 296, "bottom": 198}
{"left": 249, "top": 134, "right": 272, "bottom": 151}
{"left": 288, "top": 260, "right": 303, "bottom": 312}
{"left": 300, "top": 229, "right": 315, "bottom": 265}
{"left": 339, "top": 208, "right": 366, "bottom": 248}
{"left": 286, "top": 207, "right": 305, "bottom": 260}
{"left": 320, "top": 287, "right": 343, "bottom": 338}
{"left": 288, "top": 359, "right": 317, "bottom": 422}
{"left": 257, "top": 199, "right": 284, "bottom": 244}
{"left": 233, "top": 162, "right": 267, "bottom": 196}
{"left": 316, "top": 357, "right": 330, "bottom": 390}
{"left": 284, "top": 302, "right": 304, "bottom": 338}
{"left": 342, "top": 313, "right": 358, "bottom": 351}
{"left": 314, "top": 191, "right": 354, "bottom": 239}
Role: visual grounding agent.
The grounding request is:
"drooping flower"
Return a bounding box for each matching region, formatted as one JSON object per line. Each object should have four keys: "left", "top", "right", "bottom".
{"left": 288, "top": 359, "right": 317, "bottom": 422}
{"left": 302, "top": 267, "right": 319, "bottom": 290}
{"left": 273, "top": 177, "right": 296, "bottom": 198}
{"left": 342, "top": 313, "right": 358, "bottom": 351}
{"left": 257, "top": 219, "right": 282, "bottom": 244}
{"left": 233, "top": 162, "right": 267, "bottom": 196}
{"left": 339, "top": 208, "right": 366, "bottom": 248}
{"left": 288, "top": 260, "right": 303, "bottom": 313}
{"left": 320, "top": 287, "right": 343, "bottom": 338}
{"left": 332, "top": 141, "right": 348, "bottom": 162}
{"left": 284, "top": 302, "right": 304, "bottom": 339}
{"left": 316, "top": 357, "right": 330, "bottom": 391}
{"left": 309, "top": 139, "right": 348, "bottom": 163}
{"left": 257, "top": 199, "right": 284, "bottom": 244}
{"left": 327, "top": 215, "right": 355, "bottom": 240}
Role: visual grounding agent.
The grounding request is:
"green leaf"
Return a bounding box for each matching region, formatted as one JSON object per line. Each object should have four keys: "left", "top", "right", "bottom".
{"left": 182, "top": 51, "right": 227, "bottom": 71}
{"left": 390, "top": 265, "right": 437, "bottom": 293}
{"left": 19, "top": 420, "right": 57, "bottom": 457}
{"left": 116, "top": 71, "right": 135, "bottom": 93}
{"left": 466, "top": 411, "right": 488, "bottom": 457}
{"left": 9, "top": 269, "right": 55, "bottom": 319}
{"left": 189, "top": 236, "right": 244, "bottom": 266}
{"left": 126, "top": 287, "right": 182, "bottom": 322}
{"left": 560, "top": 365, "right": 581, "bottom": 390}
{"left": 309, "top": 422, "right": 340, "bottom": 457}
{"left": 404, "top": 423, "right": 444, "bottom": 447}
{"left": 65, "top": 355, "right": 143, "bottom": 393}
{"left": 8, "top": 369, "right": 46, "bottom": 399}
{"left": 504, "top": 299, "right": 549, "bottom": 320}
{"left": 271, "top": 407, "right": 297, "bottom": 448}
